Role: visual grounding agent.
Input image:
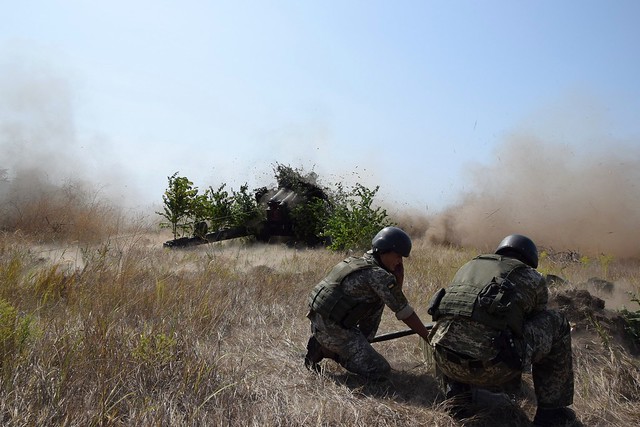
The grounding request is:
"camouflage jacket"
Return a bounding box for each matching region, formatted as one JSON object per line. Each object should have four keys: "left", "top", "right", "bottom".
{"left": 340, "top": 251, "right": 412, "bottom": 317}
{"left": 309, "top": 251, "right": 414, "bottom": 326}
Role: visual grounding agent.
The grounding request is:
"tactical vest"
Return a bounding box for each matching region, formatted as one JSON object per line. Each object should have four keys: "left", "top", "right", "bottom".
{"left": 436, "top": 254, "right": 527, "bottom": 337}
{"left": 308, "top": 256, "right": 383, "bottom": 328}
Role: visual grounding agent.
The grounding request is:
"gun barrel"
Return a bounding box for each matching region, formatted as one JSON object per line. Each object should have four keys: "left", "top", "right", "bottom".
{"left": 371, "top": 322, "right": 434, "bottom": 343}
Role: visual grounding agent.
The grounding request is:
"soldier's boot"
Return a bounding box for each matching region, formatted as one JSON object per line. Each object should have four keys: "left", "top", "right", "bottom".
{"left": 444, "top": 380, "right": 473, "bottom": 419}
{"left": 304, "top": 336, "right": 340, "bottom": 372}
{"left": 533, "top": 407, "right": 579, "bottom": 427}
{"left": 304, "top": 336, "right": 323, "bottom": 372}
{"left": 471, "top": 388, "right": 515, "bottom": 408}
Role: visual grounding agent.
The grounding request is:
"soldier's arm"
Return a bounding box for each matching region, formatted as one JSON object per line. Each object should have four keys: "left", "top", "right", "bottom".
{"left": 367, "top": 269, "right": 431, "bottom": 338}
{"left": 515, "top": 268, "right": 549, "bottom": 314}
{"left": 368, "top": 269, "right": 412, "bottom": 315}
{"left": 401, "top": 311, "right": 431, "bottom": 340}
{"left": 535, "top": 274, "right": 549, "bottom": 310}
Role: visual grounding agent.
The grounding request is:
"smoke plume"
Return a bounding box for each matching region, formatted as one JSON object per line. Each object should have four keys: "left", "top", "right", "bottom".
{"left": 427, "top": 133, "right": 640, "bottom": 258}
{"left": 0, "top": 54, "right": 138, "bottom": 209}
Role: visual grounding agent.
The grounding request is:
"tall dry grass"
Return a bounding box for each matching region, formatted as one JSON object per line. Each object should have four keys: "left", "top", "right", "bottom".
{"left": 0, "top": 175, "right": 124, "bottom": 244}
{"left": 0, "top": 222, "right": 638, "bottom": 426}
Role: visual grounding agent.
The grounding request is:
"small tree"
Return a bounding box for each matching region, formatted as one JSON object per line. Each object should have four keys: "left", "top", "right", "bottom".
{"left": 204, "top": 184, "right": 234, "bottom": 230}
{"left": 229, "top": 184, "right": 262, "bottom": 228}
{"left": 324, "top": 183, "right": 392, "bottom": 252}
{"left": 157, "top": 172, "right": 199, "bottom": 239}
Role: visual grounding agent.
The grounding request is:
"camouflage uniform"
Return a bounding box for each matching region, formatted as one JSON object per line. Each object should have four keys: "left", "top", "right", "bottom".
{"left": 307, "top": 251, "right": 414, "bottom": 379}
{"left": 428, "top": 255, "right": 574, "bottom": 408}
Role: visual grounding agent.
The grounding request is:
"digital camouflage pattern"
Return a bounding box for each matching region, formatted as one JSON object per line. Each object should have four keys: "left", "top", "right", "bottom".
{"left": 307, "top": 251, "right": 414, "bottom": 378}
{"left": 428, "top": 256, "right": 574, "bottom": 408}
{"left": 307, "top": 310, "right": 391, "bottom": 378}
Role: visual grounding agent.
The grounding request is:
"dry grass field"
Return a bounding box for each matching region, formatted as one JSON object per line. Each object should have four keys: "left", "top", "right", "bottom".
{"left": 0, "top": 215, "right": 639, "bottom": 427}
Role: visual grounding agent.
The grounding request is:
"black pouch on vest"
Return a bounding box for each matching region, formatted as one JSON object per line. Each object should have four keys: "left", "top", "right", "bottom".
{"left": 495, "top": 329, "right": 523, "bottom": 370}
{"left": 427, "top": 288, "right": 446, "bottom": 320}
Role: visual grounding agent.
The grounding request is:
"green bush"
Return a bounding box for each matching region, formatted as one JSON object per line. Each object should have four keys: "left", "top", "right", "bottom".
{"left": 158, "top": 165, "right": 391, "bottom": 250}
{"left": 619, "top": 296, "right": 640, "bottom": 347}
{"left": 324, "top": 183, "right": 392, "bottom": 252}
{"left": 229, "top": 184, "right": 263, "bottom": 229}
{"left": 290, "top": 197, "right": 331, "bottom": 245}
{"left": 204, "top": 184, "right": 234, "bottom": 231}
{"left": 157, "top": 172, "right": 199, "bottom": 239}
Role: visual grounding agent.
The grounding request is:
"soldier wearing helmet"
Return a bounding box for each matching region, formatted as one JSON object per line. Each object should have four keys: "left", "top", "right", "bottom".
{"left": 304, "top": 226, "right": 431, "bottom": 379}
{"left": 427, "top": 234, "right": 577, "bottom": 426}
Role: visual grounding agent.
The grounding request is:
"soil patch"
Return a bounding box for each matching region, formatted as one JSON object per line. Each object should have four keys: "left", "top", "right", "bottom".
{"left": 549, "top": 288, "right": 640, "bottom": 356}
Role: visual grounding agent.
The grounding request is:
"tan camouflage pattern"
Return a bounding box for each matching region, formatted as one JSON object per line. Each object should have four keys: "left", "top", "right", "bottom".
{"left": 428, "top": 256, "right": 574, "bottom": 408}
{"left": 307, "top": 251, "right": 412, "bottom": 379}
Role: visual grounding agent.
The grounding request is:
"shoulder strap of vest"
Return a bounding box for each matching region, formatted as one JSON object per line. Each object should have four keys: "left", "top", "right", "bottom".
{"left": 308, "top": 256, "right": 381, "bottom": 328}
{"left": 325, "top": 256, "right": 376, "bottom": 284}
{"left": 437, "top": 254, "right": 528, "bottom": 330}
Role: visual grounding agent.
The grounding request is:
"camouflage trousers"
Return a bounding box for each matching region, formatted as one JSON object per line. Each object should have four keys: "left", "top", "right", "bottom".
{"left": 435, "top": 309, "right": 574, "bottom": 408}
{"left": 307, "top": 311, "right": 391, "bottom": 379}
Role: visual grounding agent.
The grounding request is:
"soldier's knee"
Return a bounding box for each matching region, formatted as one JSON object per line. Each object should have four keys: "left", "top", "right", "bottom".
{"left": 346, "top": 354, "right": 390, "bottom": 379}
{"left": 551, "top": 311, "right": 572, "bottom": 346}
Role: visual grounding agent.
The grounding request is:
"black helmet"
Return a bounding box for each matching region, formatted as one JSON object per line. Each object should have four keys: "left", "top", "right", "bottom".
{"left": 372, "top": 226, "right": 412, "bottom": 257}
{"left": 495, "top": 234, "right": 539, "bottom": 268}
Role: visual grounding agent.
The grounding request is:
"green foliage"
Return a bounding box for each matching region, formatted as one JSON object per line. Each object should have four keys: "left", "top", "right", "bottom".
{"left": 229, "top": 184, "right": 263, "bottom": 228}
{"left": 132, "top": 330, "right": 178, "bottom": 365}
{"left": 274, "top": 164, "right": 319, "bottom": 195}
{"left": 324, "top": 183, "right": 392, "bottom": 252}
{"left": 290, "top": 197, "right": 331, "bottom": 245}
{"left": 157, "top": 172, "right": 199, "bottom": 239}
{"left": 273, "top": 163, "right": 331, "bottom": 245}
{"left": 204, "top": 184, "right": 234, "bottom": 230}
{"left": 157, "top": 164, "right": 390, "bottom": 249}
{"left": 0, "top": 298, "right": 35, "bottom": 373}
{"left": 619, "top": 295, "right": 640, "bottom": 347}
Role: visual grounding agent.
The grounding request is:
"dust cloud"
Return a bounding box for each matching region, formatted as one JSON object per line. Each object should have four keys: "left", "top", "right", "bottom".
{"left": 0, "top": 55, "right": 139, "bottom": 222}
{"left": 427, "top": 133, "right": 640, "bottom": 258}
{"left": 3, "top": 55, "right": 640, "bottom": 259}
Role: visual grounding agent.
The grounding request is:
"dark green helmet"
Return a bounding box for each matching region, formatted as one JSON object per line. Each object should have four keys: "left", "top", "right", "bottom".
{"left": 372, "top": 226, "right": 412, "bottom": 257}
{"left": 495, "top": 234, "right": 538, "bottom": 268}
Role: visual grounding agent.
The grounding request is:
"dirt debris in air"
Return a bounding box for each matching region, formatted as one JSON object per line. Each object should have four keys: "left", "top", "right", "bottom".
{"left": 547, "top": 280, "right": 640, "bottom": 356}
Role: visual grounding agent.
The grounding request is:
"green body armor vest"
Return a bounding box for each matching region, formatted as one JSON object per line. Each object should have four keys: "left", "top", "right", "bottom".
{"left": 436, "top": 254, "right": 527, "bottom": 337}
{"left": 308, "top": 256, "right": 383, "bottom": 328}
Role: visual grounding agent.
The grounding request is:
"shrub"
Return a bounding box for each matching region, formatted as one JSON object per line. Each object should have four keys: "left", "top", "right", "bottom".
{"left": 324, "top": 183, "right": 392, "bottom": 251}
{"left": 158, "top": 165, "right": 390, "bottom": 250}
{"left": 619, "top": 295, "right": 640, "bottom": 348}
{"left": 157, "top": 172, "right": 199, "bottom": 239}
{"left": 204, "top": 184, "right": 234, "bottom": 231}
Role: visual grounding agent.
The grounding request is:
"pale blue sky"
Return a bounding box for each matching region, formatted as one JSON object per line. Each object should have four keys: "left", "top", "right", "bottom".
{"left": 2, "top": 1, "right": 639, "bottom": 213}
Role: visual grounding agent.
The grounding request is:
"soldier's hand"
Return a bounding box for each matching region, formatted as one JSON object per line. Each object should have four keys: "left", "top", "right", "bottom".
{"left": 394, "top": 263, "right": 404, "bottom": 286}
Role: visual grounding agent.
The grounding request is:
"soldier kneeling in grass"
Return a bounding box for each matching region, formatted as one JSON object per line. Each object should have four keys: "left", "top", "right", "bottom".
{"left": 427, "top": 234, "right": 579, "bottom": 427}
{"left": 305, "top": 227, "right": 431, "bottom": 380}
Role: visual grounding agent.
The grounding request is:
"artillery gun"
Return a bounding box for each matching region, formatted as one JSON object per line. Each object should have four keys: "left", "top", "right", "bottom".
{"left": 163, "top": 180, "right": 330, "bottom": 249}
